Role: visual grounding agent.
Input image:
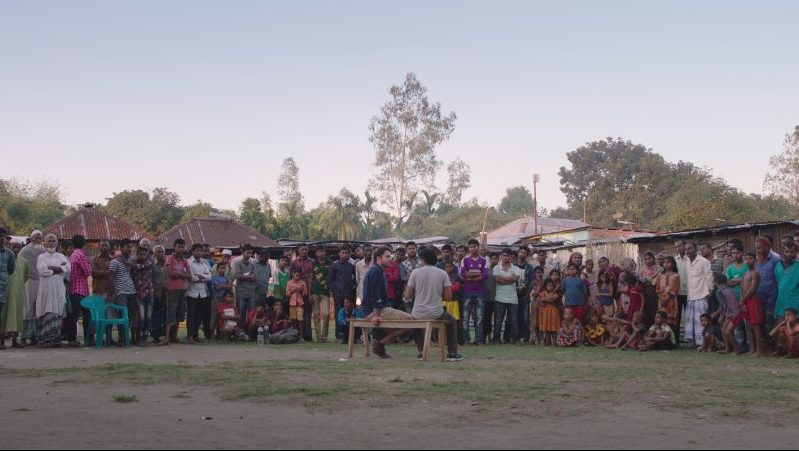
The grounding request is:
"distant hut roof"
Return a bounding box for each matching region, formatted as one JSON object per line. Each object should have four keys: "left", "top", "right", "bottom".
{"left": 43, "top": 205, "right": 152, "bottom": 241}
{"left": 155, "top": 217, "right": 281, "bottom": 249}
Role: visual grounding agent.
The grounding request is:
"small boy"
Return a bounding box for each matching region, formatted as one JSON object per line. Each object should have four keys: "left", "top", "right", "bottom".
{"left": 699, "top": 313, "right": 721, "bottom": 352}
{"left": 216, "top": 291, "right": 246, "bottom": 340}
{"left": 272, "top": 256, "right": 290, "bottom": 302}
{"left": 741, "top": 252, "right": 765, "bottom": 357}
{"left": 769, "top": 308, "right": 799, "bottom": 358}
{"left": 286, "top": 270, "right": 308, "bottom": 337}
{"left": 336, "top": 299, "right": 363, "bottom": 344}
{"left": 715, "top": 274, "right": 744, "bottom": 355}
{"left": 640, "top": 311, "right": 676, "bottom": 351}
{"left": 267, "top": 300, "right": 292, "bottom": 334}
{"left": 211, "top": 264, "right": 234, "bottom": 339}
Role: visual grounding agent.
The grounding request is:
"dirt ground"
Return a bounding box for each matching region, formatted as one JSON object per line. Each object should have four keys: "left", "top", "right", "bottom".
{"left": 1, "top": 342, "right": 797, "bottom": 449}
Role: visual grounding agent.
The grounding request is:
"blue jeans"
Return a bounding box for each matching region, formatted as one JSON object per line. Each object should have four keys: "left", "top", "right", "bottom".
{"left": 237, "top": 296, "right": 254, "bottom": 329}
{"left": 462, "top": 294, "right": 484, "bottom": 344}
{"left": 137, "top": 297, "right": 153, "bottom": 341}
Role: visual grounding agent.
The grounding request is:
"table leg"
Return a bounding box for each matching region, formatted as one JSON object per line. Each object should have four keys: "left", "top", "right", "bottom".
{"left": 423, "top": 323, "right": 433, "bottom": 361}
{"left": 347, "top": 320, "right": 355, "bottom": 358}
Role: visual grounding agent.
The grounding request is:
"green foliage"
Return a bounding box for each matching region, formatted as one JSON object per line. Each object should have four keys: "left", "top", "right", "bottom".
{"left": 105, "top": 188, "right": 183, "bottom": 235}
{"left": 499, "top": 186, "right": 533, "bottom": 217}
{"left": 764, "top": 125, "right": 799, "bottom": 212}
{"left": 181, "top": 201, "right": 215, "bottom": 222}
{"left": 557, "top": 138, "right": 791, "bottom": 230}
{"left": 0, "top": 179, "right": 66, "bottom": 235}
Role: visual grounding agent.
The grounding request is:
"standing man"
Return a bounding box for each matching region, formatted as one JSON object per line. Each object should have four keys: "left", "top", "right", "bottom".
{"left": 775, "top": 239, "right": 799, "bottom": 321}
{"left": 362, "top": 247, "right": 413, "bottom": 358}
{"left": 20, "top": 230, "right": 45, "bottom": 345}
{"left": 150, "top": 245, "right": 167, "bottom": 345}
{"left": 700, "top": 243, "right": 724, "bottom": 278}
{"left": 754, "top": 237, "right": 780, "bottom": 327}
{"left": 460, "top": 239, "right": 488, "bottom": 345}
{"left": 513, "top": 246, "right": 534, "bottom": 343}
{"left": 401, "top": 242, "right": 422, "bottom": 313}
{"left": 311, "top": 248, "right": 331, "bottom": 342}
{"left": 684, "top": 242, "right": 713, "bottom": 350}
{"left": 0, "top": 227, "right": 15, "bottom": 348}
{"left": 356, "top": 246, "right": 373, "bottom": 302}
{"left": 187, "top": 243, "right": 212, "bottom": 344}
{"left": 674, "top": 240, "right": 690, "bottom": 344}
{"left": 290, "top": 244, "right": 315, "bottom": 341}
{"left": 65, "top": 234, "right": 89, "bottom": 347}
{"left": 436, "top": 244, "right": 455, "bottom": 269}
{"left": 233, "top": 244, "right": 257, "bottom": 331}
{"left": 493, "top": 248, "right": 523, "bottom": 344}
{"left": 163, "top": 239, "right": 191, "bottom": 345}
{"left": 109, "top": 240, "right": 138, "bottom": 345}
{"left": 482, "top": 252, "right": 499, "bottom": 344}
{"left": 254, "top": 249, "right": 272, "bottom": 308}
{"left": 328, "top": 246, "right": 356, "bottom": 342}
{"left": 405, "top": 246, "right": 464, "bottom": 361}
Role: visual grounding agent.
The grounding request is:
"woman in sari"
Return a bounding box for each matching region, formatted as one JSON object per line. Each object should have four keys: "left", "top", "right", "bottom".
{"left": 654, "top": 256, "right": 681, "bottom": 337}
{"left": 35, "top": 234, "right": 70, "bottom": 347}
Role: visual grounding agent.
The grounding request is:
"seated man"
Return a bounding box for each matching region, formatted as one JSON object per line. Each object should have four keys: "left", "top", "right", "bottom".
{"left": 245, "top": 304, "right": 270, "bottom": 341}
{"left": 336, "top": 298, "right": 363, "bottom": 344}
{"left": 404, "top": 247, "right": 464, "bottom": 362}
{"left": 361, "top": 246, "right": 414, "bottom": 359}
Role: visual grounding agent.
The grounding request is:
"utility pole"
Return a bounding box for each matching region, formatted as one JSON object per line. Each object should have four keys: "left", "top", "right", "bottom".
{"left": 533, "top": 174, "right": 540, "bottom": 235}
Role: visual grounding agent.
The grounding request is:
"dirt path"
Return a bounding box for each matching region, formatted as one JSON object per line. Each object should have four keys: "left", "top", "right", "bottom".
{"left": 0, "top": 345, "right": 795, "bottom": 449}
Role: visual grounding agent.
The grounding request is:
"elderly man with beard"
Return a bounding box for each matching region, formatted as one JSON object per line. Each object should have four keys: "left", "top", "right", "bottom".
{"left": 20, "top": 230, "right": 45, "bottom": 346}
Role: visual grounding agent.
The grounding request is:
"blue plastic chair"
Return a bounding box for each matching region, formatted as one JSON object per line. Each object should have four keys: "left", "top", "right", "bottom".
{"left": 80, "top": 295, "right": 130, "bottom": 349}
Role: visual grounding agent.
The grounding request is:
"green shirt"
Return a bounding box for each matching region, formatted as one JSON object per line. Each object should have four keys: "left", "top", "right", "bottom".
{"left": 311, "top": 261, "right": 329, "bottom": 296}
{"left": 725, "top": 263, "right": 748, "bottom": 300}
{"left": 775, "top": 259, "right": 799, "bottom": 317}
{"left": 273, "top": 268, "right": 289, "bottom": 300}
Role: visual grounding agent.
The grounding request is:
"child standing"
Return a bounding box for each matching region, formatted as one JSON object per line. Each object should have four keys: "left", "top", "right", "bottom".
{"left": 272, "top": 256, "right": 290, "bottom": 303}
{"left": 211, "top": 264, "right": 234, "bottom": 339}
{"left": 529, "top": 266, "right": 545, "bottom": 344}
{"left": 537, "top": 279, "right": 561, "bottom": 346}
{"left": 444, "top": 261, "right": 464, "bottom": 345}
{"left": 561, "top": 264, "right": 588, "bottom": 323}
{"left": 286, "top": 270, "right": 308, "bottom": 338}
{"left": 715, "top": 274, "right": 744, "bottom": 355}
{"left": 742, "top": 252, "right": 765, "bottom": 357}
{"left": 597, "top": 272, "right": 616, "bottom": 318}
{"left": 622, "top": 274, "right": 644, "bottom": 321}
{"left": 557, "top": 307, "right": 583, "bottom": 347}
{"left": 655, "top": 257, "right": 680, "bottom": 337}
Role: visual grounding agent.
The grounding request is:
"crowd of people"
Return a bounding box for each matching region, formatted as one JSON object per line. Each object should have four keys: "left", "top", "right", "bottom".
{"left": 1, "top": 225, "right": 798, "bottom": 360}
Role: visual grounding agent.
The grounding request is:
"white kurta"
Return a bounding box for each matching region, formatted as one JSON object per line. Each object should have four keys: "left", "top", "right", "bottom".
{"left": 35, "top": 251, "right": 70, "bottom": 318}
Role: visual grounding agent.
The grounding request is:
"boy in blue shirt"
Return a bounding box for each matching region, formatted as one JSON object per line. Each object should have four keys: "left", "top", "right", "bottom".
{"left": 211, "top": 264, "right": 233, "bottom": 339}
{"left": 336, "top": 298, "right": 362, "bottom": 344}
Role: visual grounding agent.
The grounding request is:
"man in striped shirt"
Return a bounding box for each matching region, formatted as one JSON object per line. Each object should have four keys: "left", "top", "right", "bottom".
{"left": 109, "top": 239, "right": 137, "bottom": 346}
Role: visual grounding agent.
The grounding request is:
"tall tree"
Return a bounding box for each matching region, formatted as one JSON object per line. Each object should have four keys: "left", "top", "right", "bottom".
{"left": 369, "top": 73, "right": 457, "bottom": 227}
{"left": 362, "top": 190, "right": 379, "bottom": 241}
{"left": 763, "top": 125, "right": 799, "bottom": 212}
{"left": 445, "top": 157, "right": 471, "bottom": 205}
{"left": 499, "top": 186, "right": 533, "bottom": 217}
{"left": 277, "top": 157, "right": 304, "bottom": 217}
{"left": 276, "top": 158, "right": 306, "bottom": 238}
{"left": 239, "top": 197, "right": 266, "bottom": 234}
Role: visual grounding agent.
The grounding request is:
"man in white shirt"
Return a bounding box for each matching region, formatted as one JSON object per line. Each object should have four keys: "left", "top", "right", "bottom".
{"left": 673, "top": 240, "right": 690, "bottom": 344}
{"left": 493, "top": 248, "right": 523, "bottom": 344}
{"left": 187, "top": 243, "right": 213, "bottom": 344}
{"left": 684, "top": 242, "right": 713, "bottom": 349}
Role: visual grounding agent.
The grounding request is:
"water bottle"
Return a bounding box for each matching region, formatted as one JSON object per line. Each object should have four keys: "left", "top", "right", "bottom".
{"left": 257, "top": 327, "right": 265, "bottom": 345}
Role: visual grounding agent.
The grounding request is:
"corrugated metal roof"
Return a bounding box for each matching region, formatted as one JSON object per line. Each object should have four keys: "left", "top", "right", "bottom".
{"left": 627, "top": 220, "right": 799, "bottom": 243}
{"left": 487, "top": 217, "right": 589, "bottom": 245}
{"left": 43, "top": 207, "right": 152, "bottom": 241}
{"left": 156, "top": 218, "right": 281, "bottom": 249}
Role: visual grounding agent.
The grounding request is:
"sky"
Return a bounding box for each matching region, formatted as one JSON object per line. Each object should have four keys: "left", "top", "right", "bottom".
{"left": 1, "top": 0, "right": 798, "bottom": 214}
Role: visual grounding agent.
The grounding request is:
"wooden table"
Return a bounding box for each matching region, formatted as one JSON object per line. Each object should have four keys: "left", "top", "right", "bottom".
{"left": 347, "top": 319, "right": 448, "bottom": 362}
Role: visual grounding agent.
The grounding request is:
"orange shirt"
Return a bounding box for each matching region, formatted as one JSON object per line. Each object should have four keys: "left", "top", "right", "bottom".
{"left": 287, "top": 279, "right": 308, "bottom": 307}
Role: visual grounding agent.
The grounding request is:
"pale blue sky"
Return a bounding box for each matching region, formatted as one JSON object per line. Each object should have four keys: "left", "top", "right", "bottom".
{"left": 1, "top": 0, "right": 797, "bottom": 214}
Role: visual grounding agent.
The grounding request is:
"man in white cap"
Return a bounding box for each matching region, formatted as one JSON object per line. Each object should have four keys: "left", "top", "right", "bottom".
{"left": 19, "top": 230, "right": 44, "bottom": 345}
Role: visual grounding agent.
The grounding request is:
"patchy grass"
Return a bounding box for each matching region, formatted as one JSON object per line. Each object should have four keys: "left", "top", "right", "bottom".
{"left": 112, "top": 395, "right": 138, "bottom": 404}
{"left": 4, "top": 343, "right": 799, "bottom": 425}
